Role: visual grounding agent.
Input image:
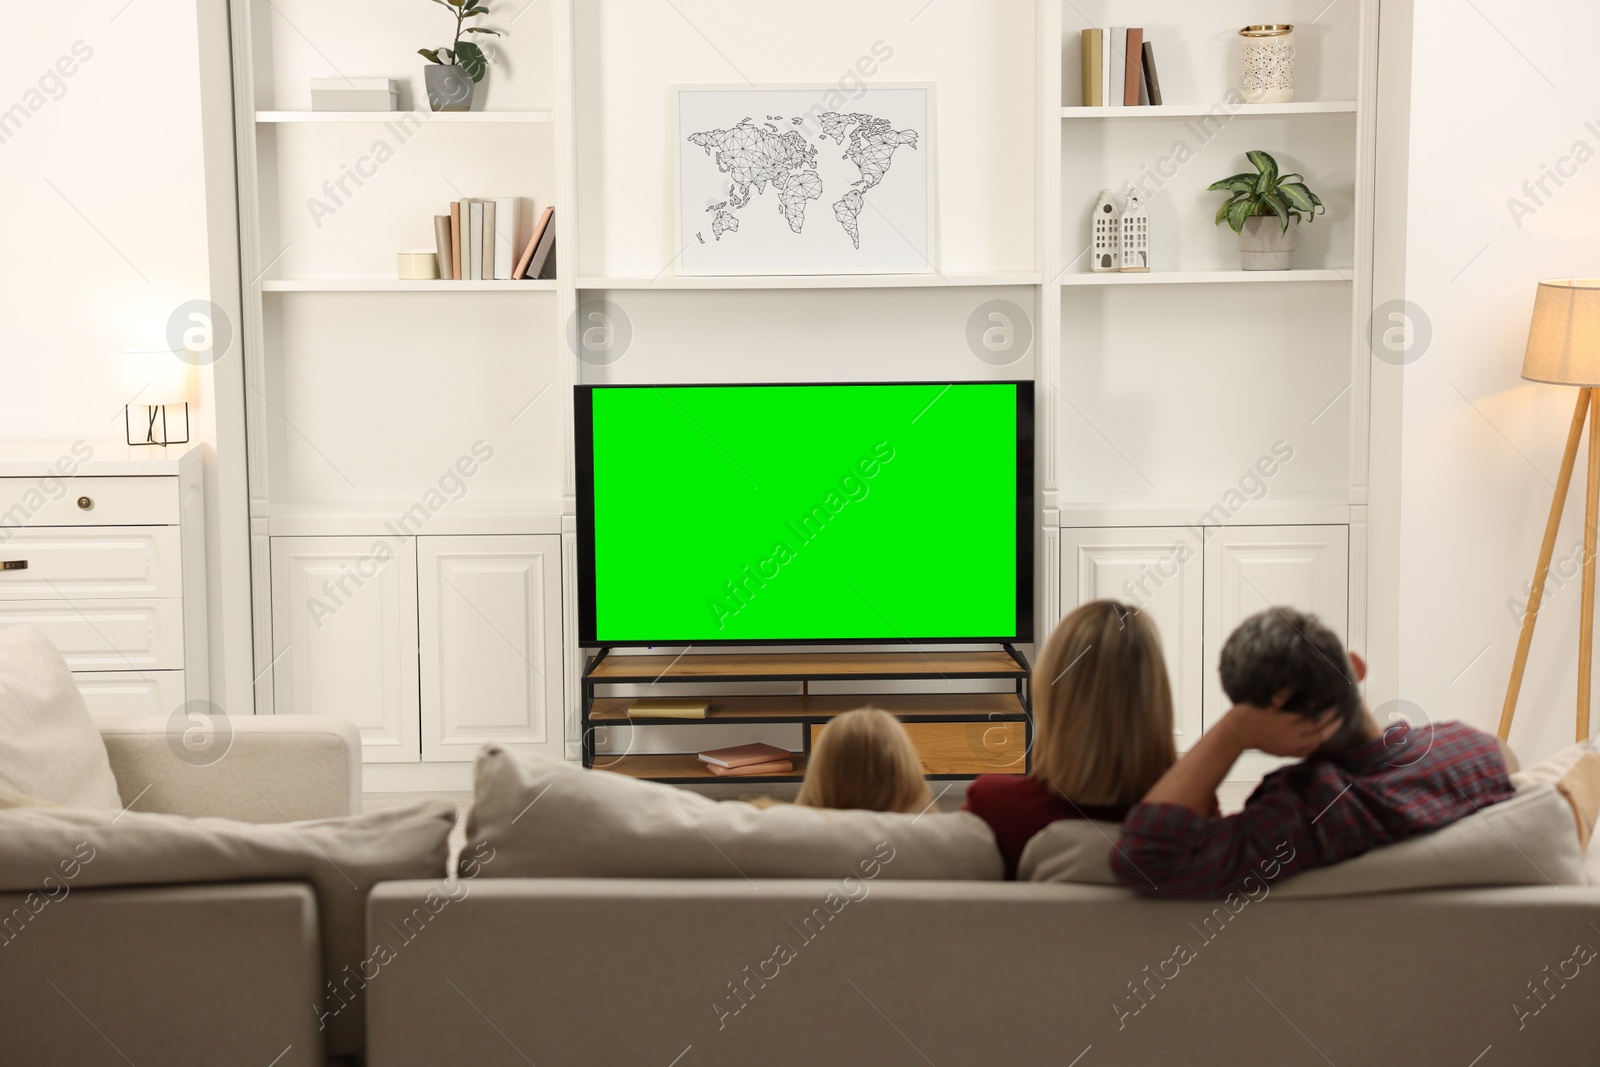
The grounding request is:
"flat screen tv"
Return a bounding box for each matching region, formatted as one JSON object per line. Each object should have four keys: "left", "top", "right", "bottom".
{"left": 576, "top": 381, "right": 1033, "bottom": 646}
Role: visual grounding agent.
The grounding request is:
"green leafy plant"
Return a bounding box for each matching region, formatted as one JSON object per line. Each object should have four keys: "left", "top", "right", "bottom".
{"left": 1208, "top": 150, "right": 1325, "bottom": 234}
{"left": 418, "top": 0, "right": 503, "bottom": 83}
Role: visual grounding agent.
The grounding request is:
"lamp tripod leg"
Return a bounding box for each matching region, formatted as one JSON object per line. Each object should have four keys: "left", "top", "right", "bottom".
{"left": 1581, "top": 391, "right": 1600, "bottom": 742}
{"left": 1500, "top": 387, "right": 1590, "bottom": 741}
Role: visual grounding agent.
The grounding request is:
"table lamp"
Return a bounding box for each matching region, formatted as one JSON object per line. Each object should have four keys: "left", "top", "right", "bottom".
{"left": 122, "top": 347, "right": 192, "bottom": 447}
{"left": 1502, "top": 278, "right": 1600, "bottom": 743}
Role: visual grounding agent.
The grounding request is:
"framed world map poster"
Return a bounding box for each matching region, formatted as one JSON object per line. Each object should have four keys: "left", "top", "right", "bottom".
{"left": 674, "top": 84, "right": 935, "bottom": 276}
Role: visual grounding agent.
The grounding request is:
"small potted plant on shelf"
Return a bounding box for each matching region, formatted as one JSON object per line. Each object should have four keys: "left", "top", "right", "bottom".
{"left": 1208, "top": 150, "right": 1325, "bottom": 270}
{"left": 418, "top": 0, "right": 504, "bottom": 112}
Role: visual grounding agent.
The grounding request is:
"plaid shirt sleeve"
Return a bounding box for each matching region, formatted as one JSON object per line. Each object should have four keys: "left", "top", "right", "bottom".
{"left": 1110, "top": 723, "right": 1514, "bottom": 898}
{"left": 1110, "top": 780, "right": 1331, "bottom": 898}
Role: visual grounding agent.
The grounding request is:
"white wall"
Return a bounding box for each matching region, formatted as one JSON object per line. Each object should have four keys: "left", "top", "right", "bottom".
{"left": 1400, "top": 0, "right": 1600, "bottom": 761}
{"left": 0, "top": 0, "right": 252, "bottom": 714}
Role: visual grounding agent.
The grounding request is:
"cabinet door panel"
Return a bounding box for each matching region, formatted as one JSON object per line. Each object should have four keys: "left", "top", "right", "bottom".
{"left": 1204, "top": 525, "right": 1350, "bottom": 781}
{"left": 419, "top": 535, "right": 563, "bottom": 762}
{"left": 1060, "top": 528, "right": 1204, "bottom": 749}
{"left": 269, "top": 537, "right": 420, "bottom": 762}
{"left": 0, "top": 527, "right": 183, "bottom": 601}
{"left": 75, "top": 670, "right": 187, "bottom": 717}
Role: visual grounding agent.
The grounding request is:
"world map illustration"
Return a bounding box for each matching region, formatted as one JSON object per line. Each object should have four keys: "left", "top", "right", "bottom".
{"left": 686, "top": 112, "right": 920, "bottom": 250}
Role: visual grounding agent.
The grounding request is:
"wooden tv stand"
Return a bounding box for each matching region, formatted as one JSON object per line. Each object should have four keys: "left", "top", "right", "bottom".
{"left": 580, "top": 647, "right": 1032, "bottom": 783}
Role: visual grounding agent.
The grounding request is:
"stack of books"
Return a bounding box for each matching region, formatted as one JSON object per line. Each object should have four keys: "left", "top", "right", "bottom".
{"left": 1079, "top": 28, "right": 1162, "bottom": 107}
{"left": 698, "top": 742, "right": 795, "bottom": 777}
{"left": 431, "top": 201, "right": 556, "bottom": 281}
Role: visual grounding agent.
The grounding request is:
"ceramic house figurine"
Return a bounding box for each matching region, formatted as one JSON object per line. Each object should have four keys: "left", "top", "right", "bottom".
{"left": 1119, "top": 189, "right": 1149, "bottom": 272}
{"left": 1092, "top": 189, "right": 1121, "bottom": 272}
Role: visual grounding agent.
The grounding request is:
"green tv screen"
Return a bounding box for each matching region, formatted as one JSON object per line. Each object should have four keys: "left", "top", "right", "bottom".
{"left": 576, "top": 382, "right": 1033, "bottom": 646}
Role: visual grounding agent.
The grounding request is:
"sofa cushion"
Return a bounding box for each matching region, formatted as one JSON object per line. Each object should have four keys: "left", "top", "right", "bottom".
{"left": 0, "top": 626, "right": 121, "bottom": 810}
{"left": 1020, "top": 785, "right": 1586, "bottom": 895}
{"left": 0, "top": 799, "right": 455, "bottom": 1056}
{"left": 465, "top": 747, "right": 1003, "bottom": 880}
{"left": 1513, "top": 740, "right": 1600, "bottom": 846}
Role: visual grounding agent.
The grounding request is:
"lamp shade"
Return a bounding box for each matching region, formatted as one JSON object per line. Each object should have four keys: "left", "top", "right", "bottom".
{"left": 1522, "top": 278, "right": 1600, "bottom": 386}
{"left": 121, "top": 348, "right": 191, "bottom": 405}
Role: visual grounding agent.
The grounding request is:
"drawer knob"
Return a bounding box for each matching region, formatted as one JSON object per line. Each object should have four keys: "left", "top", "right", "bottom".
{"left": 0, "top": 560, "right": 26, "bottom": 571}
{"left": 77, "top": 496, "right": 93, "bottom": 511}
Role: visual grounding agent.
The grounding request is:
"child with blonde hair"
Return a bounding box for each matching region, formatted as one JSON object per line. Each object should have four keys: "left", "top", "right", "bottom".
{"left": 795, "top": 707, "right": 933, "bottom": 814}
{"left": 964, "top": 599, "right": 1183, "bottom": 878}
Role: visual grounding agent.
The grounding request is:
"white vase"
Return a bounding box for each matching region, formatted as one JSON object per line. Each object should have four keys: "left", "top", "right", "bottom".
{"left": 1238, "top": 215, "right": 1295, "bottom": 270}
{"left": 1240, "top": 25, "right": 1295, "bottom": 104}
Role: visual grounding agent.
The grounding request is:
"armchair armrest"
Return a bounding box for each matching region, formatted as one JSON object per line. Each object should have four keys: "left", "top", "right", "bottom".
{"left": 96, "top": 714, "right": 361, "bottom": 821}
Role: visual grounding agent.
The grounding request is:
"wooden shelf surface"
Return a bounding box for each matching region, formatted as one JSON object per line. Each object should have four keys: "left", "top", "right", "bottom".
{"left": 594, "top": 751, "right": 805, "bottom": 782}
{"left": 1060, "top": 101, "right": 1357, "bottom": 118}
{"left": 587, "top": 649, "right": 1026, "bottom": 682}
{"left": 590, "top": 692, "right": 1026, "bottom": 723}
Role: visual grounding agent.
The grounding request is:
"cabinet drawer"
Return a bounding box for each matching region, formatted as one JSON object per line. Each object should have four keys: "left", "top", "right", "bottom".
{"left": 0, "top": 599, "right": 185, "bottom": 670}
{"left": 0, "top": 476, "right": 178, "bottom": 528}
{"left": 74, "top": 670, "right": 186, "bottom": 716}
{"left": 0, "top": 527, "right": 182, "bottom": 600}
{"left": 810, "top": 720, "right": 1028, "bottom": 776}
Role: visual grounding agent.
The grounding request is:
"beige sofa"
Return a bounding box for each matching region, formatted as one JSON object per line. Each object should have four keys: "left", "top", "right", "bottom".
{"left": 365, "top": 878, "right": 1600, "bottom": 1066}
{"left": 0, "top": 715, "right": 359, "bottom": 1067}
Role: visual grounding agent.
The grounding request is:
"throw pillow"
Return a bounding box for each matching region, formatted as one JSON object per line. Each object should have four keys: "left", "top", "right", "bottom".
{"left": 0, "top": 626, "right": 121, "bottom": 809}
{"left": 0, "top": 799, "right": 455, "bottom": 1056}
{"left": 1513, "top": 740, "right": 1600, "bottom": 846}
{"left": 464, "top": 746, "right": 1003, "bottom": 881}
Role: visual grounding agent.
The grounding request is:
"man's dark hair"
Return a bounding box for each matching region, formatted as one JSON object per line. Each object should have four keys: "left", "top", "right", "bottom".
{"left": 1219, "top": 607, "right": 1366, "bottom": 752}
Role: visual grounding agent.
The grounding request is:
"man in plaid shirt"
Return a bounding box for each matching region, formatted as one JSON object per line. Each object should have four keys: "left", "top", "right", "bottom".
{"left": 1112, "top": 607, "right": 1514, "bottom": 898}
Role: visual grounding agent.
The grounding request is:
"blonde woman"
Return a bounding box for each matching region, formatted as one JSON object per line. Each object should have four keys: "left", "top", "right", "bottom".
{"left": 963, "top": 600, "right": 1188, "bottom": 878}
{"left": 795, "top": 707, "right": 933, "bottom": 814}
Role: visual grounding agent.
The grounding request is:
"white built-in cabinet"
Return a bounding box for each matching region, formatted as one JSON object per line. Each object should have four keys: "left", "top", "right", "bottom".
{"left": 1061, "top": 525, "right": 1350, "bottom": 757}
{"left": 1060, "top": 528, "right": 1205, "bottom": 749}
{"left": 269, "top": 534, "right": 563, "bottom": 764}
{"left": 417, "top": 536, "right": 563, "bottom": 762}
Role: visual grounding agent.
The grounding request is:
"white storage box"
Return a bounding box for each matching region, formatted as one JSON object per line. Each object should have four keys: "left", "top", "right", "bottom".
{"left": 310, "top": 78, "right": 399, "bottom": 112}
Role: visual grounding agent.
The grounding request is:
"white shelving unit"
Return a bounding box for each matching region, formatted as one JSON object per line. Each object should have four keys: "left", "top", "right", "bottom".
{"left": 224, "top": 0, "right": 1390, "bottom": 790}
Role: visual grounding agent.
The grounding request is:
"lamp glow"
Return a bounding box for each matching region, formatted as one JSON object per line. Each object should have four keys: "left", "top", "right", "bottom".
{"left": 121, "top": 347, "right": 192, "bottom": 446}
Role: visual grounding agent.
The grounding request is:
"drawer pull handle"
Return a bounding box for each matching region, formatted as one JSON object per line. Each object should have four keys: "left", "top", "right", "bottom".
{"left": 1, "top": 560, "right": 26, "bottom": 571}
{"left": 77, "top": 496, "right": 93, "bottom": 511}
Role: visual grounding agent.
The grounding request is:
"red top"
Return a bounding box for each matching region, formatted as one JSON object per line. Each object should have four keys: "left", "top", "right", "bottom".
{"left": 963, "top": 775, "right": 1132, "bottom": 880}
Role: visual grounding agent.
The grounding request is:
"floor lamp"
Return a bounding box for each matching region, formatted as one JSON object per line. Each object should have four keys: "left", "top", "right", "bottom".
{"left": 1501, "top": 278, "right": 1600, "bottom": 744}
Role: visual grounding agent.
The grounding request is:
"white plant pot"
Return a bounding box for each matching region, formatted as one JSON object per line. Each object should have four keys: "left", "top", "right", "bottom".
{"left": 1238, "top": 215, "right": 1295, "bottom": 270}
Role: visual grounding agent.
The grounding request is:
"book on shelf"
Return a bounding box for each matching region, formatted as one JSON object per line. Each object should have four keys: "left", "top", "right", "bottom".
{"left": 494, "top": 196, "right": 517, "bottom": 280}
{"left": 526, "top": 213, "right": 557, "bottom": 280}
{"left": 698, "top": 742, "right": 792, "bottom": 769}
{"left": 1142, "top": 41, "right": 1163, "bottom": 105}
{"left": 481, "top": 199, "right": 496, "bottom": 280}
{"left": 625, "top": 699, "right": 710, "bottom": 720}
{"left": 450, "top": 202, "right": 462, "bottom": 280}
{"left": 514, "top": 206, "right": 554, "bottom": 279}
{"left": 1109, "top": 27, "right": 1124, "bottom": 106}
{"left": 1100, "top": 28, "right": 1111, "bottom": 107}
{"left": 1080, "top": 29, "right": 1103, "bottom": 107}
{"left": 1123, "top": 28, "right": 1144, "bottom": 106}
{"left": 708, "top": 759, "right": 793, "bottom": 777}
{"left": 432, "top": 215, "right": 453, "bottom": 280}
{"left": 468, "top": 201, "right": 484, "bottom": 281}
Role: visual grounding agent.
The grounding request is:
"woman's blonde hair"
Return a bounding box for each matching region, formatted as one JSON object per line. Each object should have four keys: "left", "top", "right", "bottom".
{"left": 1031, "top": 600, "right": 1176, "bottom": 806}
{"left": 795, "top": 707, "right": 932, "bottom": 814}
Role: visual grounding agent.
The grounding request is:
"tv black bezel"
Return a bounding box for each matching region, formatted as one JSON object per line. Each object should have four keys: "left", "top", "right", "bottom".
{"left": 575, "top": 380, "right": 1035, "bottom": 648}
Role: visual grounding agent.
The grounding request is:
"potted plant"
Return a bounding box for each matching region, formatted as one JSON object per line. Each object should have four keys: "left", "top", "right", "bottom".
{"left": 418, "top": 0, "right": 504, "bottom": 112}
{"left": 1208, "top": 151, "right": 1325, "bottom": 270}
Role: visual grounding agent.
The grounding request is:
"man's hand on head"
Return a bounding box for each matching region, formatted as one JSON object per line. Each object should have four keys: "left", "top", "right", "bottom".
{"left": 1223, "top": 694, "right": 1342, "bottom": 758}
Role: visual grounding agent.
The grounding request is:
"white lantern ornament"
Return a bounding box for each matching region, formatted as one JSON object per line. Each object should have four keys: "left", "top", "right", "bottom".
{"left": 1119, "top": 189, "right": 1149, "bottom": 272}
{"left": 1091, "top": 189, "right": 1121, "bottom": 272}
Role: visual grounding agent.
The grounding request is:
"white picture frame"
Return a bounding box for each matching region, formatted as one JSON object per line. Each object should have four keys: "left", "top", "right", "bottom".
{"left": 672, "top": 83, "right": 936, "bottom": 277}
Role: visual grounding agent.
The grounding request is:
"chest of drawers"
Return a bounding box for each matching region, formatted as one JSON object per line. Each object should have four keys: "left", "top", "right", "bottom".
{"left": 0, "top": 442, "right": 207, "bottom": 716}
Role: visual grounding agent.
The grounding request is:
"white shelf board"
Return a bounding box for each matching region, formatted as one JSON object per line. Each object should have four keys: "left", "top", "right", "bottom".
{"left": 576, "top": 273, "right": 1041, "bottom": 290}
{"left": 1057, "top": 269, "right": 1351, "bottom": 286}
{"left": 1060, "top": 102, "right": 1357, "bottom": 119}
{"left": 268, "top": 501, "right": 566, "bottom": 537}
{"left": 261, "top": 279, "right": 556, "bottom": 292}
{"left": 1057, "top": 494, "right": 1354, "bottom": 529}
{"left": 256, "top": 110, "right": 555, "bottom": 123}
